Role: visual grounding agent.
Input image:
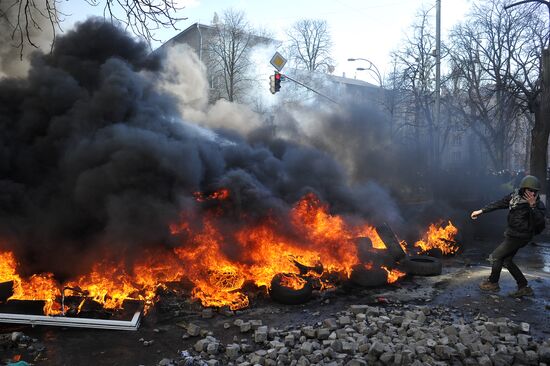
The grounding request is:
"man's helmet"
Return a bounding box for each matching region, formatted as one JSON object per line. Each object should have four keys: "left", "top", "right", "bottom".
{"left": 520, "top": 175, "right": 541, "bottom": 191}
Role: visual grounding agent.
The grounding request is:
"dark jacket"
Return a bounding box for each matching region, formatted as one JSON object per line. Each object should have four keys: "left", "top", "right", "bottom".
{"left": 482, "top": 190, "right": 546, "bottom": 239}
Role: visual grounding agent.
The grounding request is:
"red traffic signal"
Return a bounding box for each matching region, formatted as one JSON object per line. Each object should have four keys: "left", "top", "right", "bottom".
{"left": 269, "top": 72, "right": 282, "bottom": 94}
{"left": 274, "top": 72, "right": 281, "bottom": 92}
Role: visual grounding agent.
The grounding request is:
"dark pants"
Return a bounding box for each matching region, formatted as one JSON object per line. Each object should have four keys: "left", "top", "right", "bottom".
{"left": 488, "top": 236, "right": 529, "bottom": 288}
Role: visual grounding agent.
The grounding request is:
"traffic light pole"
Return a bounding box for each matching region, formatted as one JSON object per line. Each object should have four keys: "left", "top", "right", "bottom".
{"left": 280, "top": 73, "right": 340, "bottom": 105}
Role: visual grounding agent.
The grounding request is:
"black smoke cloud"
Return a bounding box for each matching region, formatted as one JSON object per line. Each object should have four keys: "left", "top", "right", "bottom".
{"left": 0, "top": 18, "right": 402, "bottom": 276}
{"left": 274, "top": 99, "right": 513, "bottom": 244}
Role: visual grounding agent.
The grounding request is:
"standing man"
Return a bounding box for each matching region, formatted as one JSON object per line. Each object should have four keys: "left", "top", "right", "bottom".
{"left": 471, "top": 175, "right": 546, "bottom": 297}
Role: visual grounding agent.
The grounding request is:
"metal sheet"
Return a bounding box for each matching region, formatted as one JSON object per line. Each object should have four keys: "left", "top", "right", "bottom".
{"left": 0, "top": 311, "right": 141, "bottom": 331}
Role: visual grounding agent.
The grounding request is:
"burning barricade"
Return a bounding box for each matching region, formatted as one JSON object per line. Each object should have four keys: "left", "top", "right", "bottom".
{"left": 0, "top": 191, "right": 459, "bottom": 328}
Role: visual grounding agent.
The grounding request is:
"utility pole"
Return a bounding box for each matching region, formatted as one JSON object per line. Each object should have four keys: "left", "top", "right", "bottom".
{"left": 434, "top": 0, "right": 441, "bottom": 168}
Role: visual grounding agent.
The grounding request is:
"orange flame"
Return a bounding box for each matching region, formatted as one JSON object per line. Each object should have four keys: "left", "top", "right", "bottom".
{"left": 278, "top": 273, "right": 307, "bottom": 290}
{"left": 358, "top": 227, "right": 387, "bottom": 249}
{"left": 193, "top": 188, "right": 230, "bottom": 202}
{"left": 414, "top": 221, "right": 459, "bottom": 255}
{"left": 0, "top": 252, "right": 61, "bottom": 315}
{"left": 0, "top": 194, "right": 460, "bottom": 314}
{"left": 382, "top": 266, "right": 406, "bottom": 284}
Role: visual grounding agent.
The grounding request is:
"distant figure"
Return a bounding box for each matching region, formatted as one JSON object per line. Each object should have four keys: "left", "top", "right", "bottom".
{"left": 470, "top": 175, "right": 545, "bottom": 298}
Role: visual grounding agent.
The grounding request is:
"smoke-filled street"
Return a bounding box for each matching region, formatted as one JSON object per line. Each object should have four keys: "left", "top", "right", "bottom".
{"left": 1, "top": 0, "right": 550, "bottom": 365}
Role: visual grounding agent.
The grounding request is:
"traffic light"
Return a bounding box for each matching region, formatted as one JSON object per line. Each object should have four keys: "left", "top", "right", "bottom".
{"left": 269, "top": 72, "right": 282, "bottom": 94}
{"left": 269, "top": 74, "right": 276, "bottom": 94}
{"left": 274, "top": 72, "right": 281, "bottom": 93}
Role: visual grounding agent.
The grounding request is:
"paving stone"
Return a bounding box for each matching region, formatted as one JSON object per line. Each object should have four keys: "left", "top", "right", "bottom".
{"left": 187, "top": 323, "right": 201, "bottom": 337}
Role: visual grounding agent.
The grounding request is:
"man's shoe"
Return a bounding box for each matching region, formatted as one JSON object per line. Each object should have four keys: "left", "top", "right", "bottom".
{"left": 479, "top": 280, "right": 500, "bottom": 292}
{"left": 508, "top": 286, "right": 534, "bottom": 298}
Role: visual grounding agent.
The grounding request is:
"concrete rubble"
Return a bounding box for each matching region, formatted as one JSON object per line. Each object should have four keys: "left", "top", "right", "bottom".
{"left": 155, "top": 304, "right": 550, "bottom": 366}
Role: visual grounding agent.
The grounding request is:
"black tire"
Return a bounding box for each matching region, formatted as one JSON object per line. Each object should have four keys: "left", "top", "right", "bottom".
{"left": 355, "top": 237, "right": 395, "bottom": 266}
{"left": 355, "top": 236, "right": 373, "bottom": 262}
{"left": 375, "top": 223, "right": 407, "bottom": 261}
{"left": 402, "top": 255, "right": 442, "bottom": 276}
{"left": 349, "top": 264, "right": 388, "bottom": 287}
{"left": 424, "top": 247, "right": 443, "bottom": 258}
{"left": 269, "top": 273, "right": 313, "bottom": 305}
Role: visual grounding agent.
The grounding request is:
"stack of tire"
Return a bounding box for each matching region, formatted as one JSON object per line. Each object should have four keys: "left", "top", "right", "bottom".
{"left": 269, "top": 223, "right": 444, "bottom": 304}
{"left": 350, "top": 236, "right": 393, "bottom": 288}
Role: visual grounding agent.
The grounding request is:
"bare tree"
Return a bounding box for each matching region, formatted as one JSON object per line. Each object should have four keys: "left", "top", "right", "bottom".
{"left": 447, "top": 0, "right": 544, "bottom": 171}
{"left": 286, "top": 19, "right": 333, "bottom": 73}
{"left": 391, "top": 8, "right": 453, "bottom": 169}
{"left": 0, "top": 0, "right": 186, "bottom": 57}
{"left": 206, "top": 9, "right": 267, "bottom": 103}
{"left": 503, "top": 0, "right": 549, "bottom": 183}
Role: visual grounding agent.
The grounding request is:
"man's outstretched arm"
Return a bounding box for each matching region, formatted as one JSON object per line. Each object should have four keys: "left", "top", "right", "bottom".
{"left": 471, "top": 193, "right": 512, "bottom": 220}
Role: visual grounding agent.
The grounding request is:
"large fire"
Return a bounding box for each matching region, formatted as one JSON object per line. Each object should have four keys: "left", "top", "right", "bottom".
{"left": 0, "top": 191, "right": 458, "bottom": 314}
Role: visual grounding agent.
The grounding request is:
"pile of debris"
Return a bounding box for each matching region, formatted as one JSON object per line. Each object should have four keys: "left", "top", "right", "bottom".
{"left": 159, "top": 304, "right": 550, "bottom": 366}
{"left": 0, "top": 330, "right": 46, "bottom": 365}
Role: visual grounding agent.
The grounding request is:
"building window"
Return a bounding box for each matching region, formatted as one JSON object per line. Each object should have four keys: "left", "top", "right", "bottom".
{"left": 453, "top": 151, "right": 462, "bottom": 162}
{"left": 453, "top": 134, "right": 462, "bottom": 146}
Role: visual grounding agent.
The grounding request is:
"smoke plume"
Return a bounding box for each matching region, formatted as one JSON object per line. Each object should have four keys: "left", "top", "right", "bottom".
{"left": 0, "top": 18, "right": 404, "bottom": 276}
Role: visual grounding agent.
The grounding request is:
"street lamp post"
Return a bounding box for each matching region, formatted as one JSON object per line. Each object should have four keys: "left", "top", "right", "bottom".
{"left": 348, "top": 58, "right": 383, "bottom": 86}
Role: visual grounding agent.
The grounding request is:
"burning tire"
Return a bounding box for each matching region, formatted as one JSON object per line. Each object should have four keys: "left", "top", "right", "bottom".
{"left": 349, "top": 264, "right": 388, "bottom": 288}
{"left": 375, "top": 223, "right": 407, "bottom": 261}
{"left": 402, "top": 255, "right": 442, "bottom": 276}
{"left": 355, "top": 237, "right": 394, "bottom": 266}
{"left": 269, "top": 273, "right": 313, "bottom": 305}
